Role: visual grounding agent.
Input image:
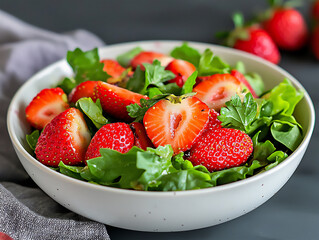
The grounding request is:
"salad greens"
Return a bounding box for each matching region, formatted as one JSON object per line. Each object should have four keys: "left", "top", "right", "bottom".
{"left": 27, "top": 43, "right": 305, "bottom": 191}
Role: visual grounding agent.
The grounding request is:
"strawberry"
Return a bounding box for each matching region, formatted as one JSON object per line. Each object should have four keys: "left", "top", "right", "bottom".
{"left": 188, "top": 128, "right": 253, "bottom": 172}
{"left": 221, "top": 13, "right": 280, "bottom": 64}
{"left": 263, "top": 6, "right": 308, "bottom": 50}
{"left": 193, "top": 74, "right": 243, "bottom": 111}
{"left": 230, "top": 69, "right": 258, "bottom": 98}
{"left": 25, "top": 87, "right": 69, "bottom": 130}
{"left": 143, "top": 96, "right": 210, "bottom": 154}
{"left": 130, "top": 51, "right": 173, "bottom": 70}
{"left": 85, "top": 122, "right": 134, "bottom": 160}
{"left": 130, "top": 122, "right": 154, "bottom": 150}
{"left": 312, "top": 0, "right": 319, "bottom": 21}
{"left": 206, "top": 109, "right": 222, "bottom": 131}
{"left": 94, "top": 81, "right": 148, "bottom": 121}
{"left": 312, "top": 25, "right": 319, "bottom": 60}
{"left": 165, "top": 59, "right": 197, "bottom": 87}
{"left": 35, "top": 108, "right": 91, "bottom": 167}
{"left": 68, "top": 81, "right": 98, "bottom": 104}
{"left": 101, "top": 59, "right": 133, "bottom": 84}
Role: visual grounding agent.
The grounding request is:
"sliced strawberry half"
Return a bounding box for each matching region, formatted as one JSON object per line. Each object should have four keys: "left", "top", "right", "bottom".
{"left": 68, "top": 81, "right": 98, "bottom": 103}
{"left": 230, "top": 70, "right": 258, "bottom": 98}
{"left": 94, "top": 81, "right": 148, "bottom": 121}
{"left": 193, "top": 74, "right": 242, "bottom": 111}
{"left": 35, "top": 108, "right": 91, "bottom": 167}
{"left": 130, "top": 122, "right": 154, "bottom": 150}
{"left": 130, "top": 51, "right": 173, "bottom": 70}
{"left": 143, "top": 96, "right": 210, "bottom": 154}
{"left": 165, "top": 59, "right": 197, "bottom": 87}
{"left": 101, "top": 59, "right": 133, "bottom": 83}
{"left": 85, "top": 122, "right": 134, "bottom": 160}
{"left": 25, "top": 87, "right": 69, "bottom": 130}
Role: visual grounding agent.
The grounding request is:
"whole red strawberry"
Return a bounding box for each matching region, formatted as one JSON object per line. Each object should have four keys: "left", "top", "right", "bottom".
{"left": 188, "top": 128, "right": 253, "bottom": 172}
{"left": 223, "top": 13, "right": 280, "bottom": 64}
{"left": 263, "top": 4, "right": 308, "bottom": 50}
{"left": 85, "top": 122, "right": 134, "bottom": 160}
{"left": 312, "top": 25, "right": 319, "bottom": 60}
{"left": 35, "top": 108, "right": 91, "bottom": 167}
{"left": 26, "top": 87, "right": 69, "bottom": 129}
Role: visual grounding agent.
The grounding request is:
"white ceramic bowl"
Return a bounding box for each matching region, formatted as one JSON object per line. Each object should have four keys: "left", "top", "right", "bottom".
{"left": 7, "top": 41, "right": 315, "bottom": 232}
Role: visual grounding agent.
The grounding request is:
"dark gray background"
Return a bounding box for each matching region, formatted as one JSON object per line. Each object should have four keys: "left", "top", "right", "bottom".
{"left": 1, "top": 0, "right": 318, "bottom": 239}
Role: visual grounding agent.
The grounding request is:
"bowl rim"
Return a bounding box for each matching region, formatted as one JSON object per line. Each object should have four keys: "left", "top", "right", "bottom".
{"left": 7, "top": 40, "right": 316, "bottom": 197}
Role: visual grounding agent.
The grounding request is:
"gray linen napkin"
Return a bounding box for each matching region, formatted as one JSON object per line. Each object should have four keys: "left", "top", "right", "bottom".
{"left": 0, "top": 9, "right": 110, "bottom": 240}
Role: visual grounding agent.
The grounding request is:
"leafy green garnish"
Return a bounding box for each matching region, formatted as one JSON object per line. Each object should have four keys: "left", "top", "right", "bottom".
{"left": 218, "top": 93, "right": 257, "bottom": 132}
{"left": 263, "top": 79, "right": 304, "bottom": 116}
{"left": 76, "top": 98, "right": 108, "bottom": 129}
{"left": 126, "top": 66, "right": 145, "bottom": 93}
{"left": 141, "top": 60, "right": 175, "bottom": 94}
{"left": 57, "top": 78, "right": 76, "bottom": 95}
{"left": 127, "top": 94, "right": 169, "bottom": 122}
{"left": 26, "top": 130, "right": 40, "bottom": 151}
{"left": 198, "top": 49, "right": 230, "bottom": 76}
{"left": 117, "top": 47, "right": 143, "bottom": 67}
{"left": 59, "top": 161, "right": 85, "bottom": 180}
{"left": 66, "top": 48, "right": 110, "bottom": 85}
{"left": 170, "top": 42, "right": 201, "bottom": 67}
{"left": 181, "top": 70, "right": 198, "bottom": 95}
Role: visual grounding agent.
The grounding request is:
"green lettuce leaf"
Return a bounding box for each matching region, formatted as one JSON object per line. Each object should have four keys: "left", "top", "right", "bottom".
{"left": 141, "top": 60, "right": 175, "bottom": 94}
{"left": 26, "top": 130, "right": 40, "bottom": 151}
{"left": 218, "top": 93, "right": 257, "bottom": 132}
{"left": 76, "top": 98, "right": 108, "bottom": 129}
{"left": 263, "top": 79, "right": 303, "bottom": 116}
{"left": 198, "top": 49, "right": 230, "bottom": 76}
{"left": 170, "top": 42, "right": 201, "bottom": 67}
{"left": 66, "top": 48, "right": 110, "bottom": 85}
{"left": 117, "top": 47, "right": 143, "bottom": 67}
{"left": 264, "top": 151, "right": 288, "bottom": 171}
{"left": 58, "top": 161, "right": 85, "bottom": 180}
{"left": 181, "top": 70, "right": 198, "bottom": 94}
{"left": 126, "top": 66, "right": 145, "bottom": 93}
{"left": 57, "top": 77, "right": 76, "bottom": 94}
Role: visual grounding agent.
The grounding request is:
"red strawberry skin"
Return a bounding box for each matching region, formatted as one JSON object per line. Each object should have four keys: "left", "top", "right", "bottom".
{"left": 193, "top": 74, "right": 243, "bottom": 111}
{"left": 35, "top": 108, "right": 91, "bottom": 167}
{"left": 189, "top": 128, "right": 253, "bottom": 171}
{"left": 68, "top": 81, "right": 98, "bottom": 103}
{"left": 234, "top": 27, "right": 280, "bottom": 64}
{"left": 130, "top": 122, "right": 154, "bottom": 150}
{"left": 130, "top": 51, "right": 173, "bottom": 70}
{"left": 85, "top": 122, "right": 134, "bottom": 160}
{"left": 165, "top": 59, "right": 196, "bottom": 87}
{"left": 101, "top": 59, "right": 127, "bottom": 78}
{"left": 143, "top": 96, "right": 209, "bottom": 154}
{"left": 206, "top": 109, "right": 222, "bottom": 131}
{"left": 94, "top": 81, "right": 148, "bottom": 121}
{"left": 25, "top": 87, "right": 69, "bottom": 130}
{"left": 263, "top": 8, "right": 308, "bottom": 51}
{"left": 230, "top": 70, "right": 258, "bottom": 98}
{"left": 312, "top": 25, "right": 319, "bottom": 60}
{"left": 312, "top": 0, "right": 319, "bottom": 21}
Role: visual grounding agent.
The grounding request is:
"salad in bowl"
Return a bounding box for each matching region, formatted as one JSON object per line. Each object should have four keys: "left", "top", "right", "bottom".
{"left": 24, "top": 42, "right": 305, "bottom": 191}
{"left": 8, "top": 41, "right": 314, "bottom": 231}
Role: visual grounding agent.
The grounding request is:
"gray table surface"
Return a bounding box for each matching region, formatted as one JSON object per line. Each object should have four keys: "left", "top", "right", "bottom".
{"left": 1, "top": 0, "right": 318, "bottom": 239}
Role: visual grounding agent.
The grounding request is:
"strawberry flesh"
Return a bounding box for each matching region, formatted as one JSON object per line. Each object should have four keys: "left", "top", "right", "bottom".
{"left": 94, "top": 81, "right": 148, "bottom": 121}
{"left": 85, "top": 122, "right": 134, "bottom": 160}
{"left": 68, "top": 81, "right": 98, "bottom": 103}
{"left": 35, "top": 108, "right": 91, "bottom": 167}
{"left": 25, "top": 87, "right": 69, "bottom": 130}
{"left": 143, "top": 96, "right": 209, "bottom": 154}
{"left": 189, "top": 128, "right": 253, "bottom": 171}
{"left": 130, "top": 122, "right": 154, "bottom": 150}
{"left": 165, "top": 59, "right": 196, "bottom": 87}
{"left": 193, "top": 74, "right": 242, "bottom": 111}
